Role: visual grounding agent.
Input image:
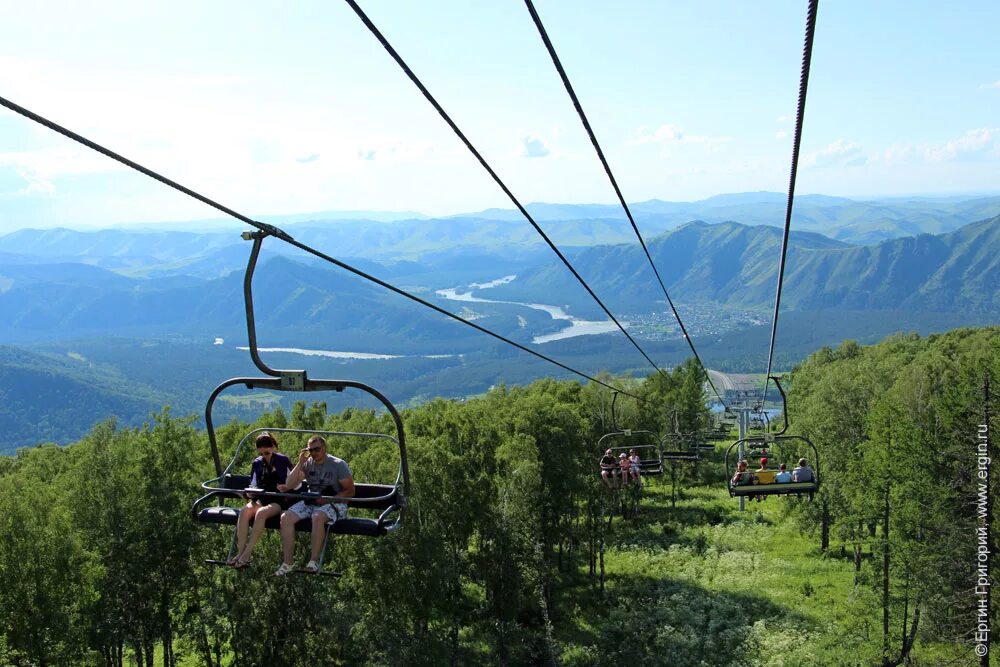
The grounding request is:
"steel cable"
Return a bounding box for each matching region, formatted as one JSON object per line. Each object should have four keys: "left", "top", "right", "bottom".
{"left": 343, "top": 0, "right": 669, "bottom": 379}
{"left": 0, "top": 93, "right": 643, "bottom": 401}
{"left": 762, "top": 0, "right": 819, "bottom": 403}
{"left": 523, "top": 0, "right": 727, "bottom": 409}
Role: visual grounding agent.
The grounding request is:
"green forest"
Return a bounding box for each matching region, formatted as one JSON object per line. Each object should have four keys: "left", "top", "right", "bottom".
{"left": 1, "top": 327, "right": 998, "bottom": 666}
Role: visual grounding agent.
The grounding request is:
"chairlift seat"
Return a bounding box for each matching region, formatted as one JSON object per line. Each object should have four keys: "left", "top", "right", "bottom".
{"left": 638, "top": 459, "right": 663, "bottom": 475}
{"left": 194, "top": 477, "right": 401, "bottom": 537}
{"left": 729, "top": 481, "right": 817, "bottom": 497}
{"left": 662, "top": 451, "right": 700, "bottom": 461}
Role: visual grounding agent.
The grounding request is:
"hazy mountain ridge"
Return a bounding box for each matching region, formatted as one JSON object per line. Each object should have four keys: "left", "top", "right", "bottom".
{"left": 4, "top": 193, "right": 998, "bottom": 281}
{"left": 458, "top": 192, "right": 1000, "bottom": 244}
{"left": 482, "top": 216, "right": 1000, "bottom": 314}
{"left": 2, "top": 215, "right": 998, "bottom": 350}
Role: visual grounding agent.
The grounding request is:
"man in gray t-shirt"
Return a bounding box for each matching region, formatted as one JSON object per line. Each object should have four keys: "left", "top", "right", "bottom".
{"left": 275, "top": 435, "right": 355, "bottom": 575}
{"left": 302, "top": 453, "right": 352, "bottom": 496}
{"left": 792, "top": 458, "right": 814, "bottom": 483}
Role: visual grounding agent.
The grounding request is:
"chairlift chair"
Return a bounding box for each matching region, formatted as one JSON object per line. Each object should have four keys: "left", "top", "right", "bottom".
{"left": 725, "top": 376, "right": 818, "bottom": 500}
{"left": 597, "top": 429, "right": 664, "bottom": 477}
{"left": 687, "top": 431, "right": 717, "bottom": 452}
{"left": 659, "top": 432, "right": 701, "bottom": 462}
{"left": 191, "top": 231, "right": 410, "bottom": 576}
{"left": 725, "top": 434, "right": 818, "bottom": 499}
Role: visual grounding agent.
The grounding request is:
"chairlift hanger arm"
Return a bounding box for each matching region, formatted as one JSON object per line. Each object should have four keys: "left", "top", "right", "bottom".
{"left": 241, "top": 232, "right": 281, "bottom": 378}
{"left": 770, "top": 375, "right": 790, "bottom": 435}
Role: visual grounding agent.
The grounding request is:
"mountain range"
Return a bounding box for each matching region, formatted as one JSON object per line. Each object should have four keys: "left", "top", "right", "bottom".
{"left": 1, "top": 213, "right": 998, "bottom": 349}
{"left": 4, "top": 193, "right": 998, "bottom": 281}
{"left": 3, "top": 192, "right": 1000, "bottom": 448}
{"left": 485, "top": 215, "right": 1000, "bottom": 316}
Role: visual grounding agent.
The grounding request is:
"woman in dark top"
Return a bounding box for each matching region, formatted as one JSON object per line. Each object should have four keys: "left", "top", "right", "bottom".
{"left": 229, "top": 431, "right": 294, "bottom": 568}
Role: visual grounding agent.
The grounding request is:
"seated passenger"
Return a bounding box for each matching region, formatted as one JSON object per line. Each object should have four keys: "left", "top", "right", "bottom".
{"left": 774, "top": 463, "right": 792, "bottom": 483}
{"left": 752, "top": 457, "right": 771, "bottom": 501}
{"left": 628, "top": 448, "right": 642, "bottom": 483}
{"left": 600, "top": 448, "right": 617, "bottom": 488}
{"left": 275, "top": 435, "right": 354, "bottom": 576}
{"left": 793, "top": 458, "right": 814, "bottom": 483}
{"left": 618, "top": 453, "right": 631, "bottom": 485}
{"left": 731, "top": 460, "right": 754, "bottom": 486}
{"left": 230, "top": 432, "right": 294, "bottom": 568}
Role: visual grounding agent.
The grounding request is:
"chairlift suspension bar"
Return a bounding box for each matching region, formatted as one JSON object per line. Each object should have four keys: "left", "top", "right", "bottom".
{"left": 241, "top": 232, "right": 281, "bottom": 378}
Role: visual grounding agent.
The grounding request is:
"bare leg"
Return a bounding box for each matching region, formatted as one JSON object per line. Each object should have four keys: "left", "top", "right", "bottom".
{"left": 239, "top": 503, "right": 281, "bottom": 564}
{"left": 232, "top": 502, "right": 259, "bottom": 564}
{"left": 309, "top": 513, "right": 328, "bottom": 563}
{"left": 280, "top": 511, "right": 298, "bottom": 566}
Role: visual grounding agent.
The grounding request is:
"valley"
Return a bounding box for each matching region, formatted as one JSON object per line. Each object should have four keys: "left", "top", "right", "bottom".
{"left": 1, "top": 193, "right": 998, "bottom": 449}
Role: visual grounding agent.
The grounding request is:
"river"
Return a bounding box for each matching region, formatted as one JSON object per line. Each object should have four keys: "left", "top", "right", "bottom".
{"left": 435, "top": 276, "right": 620, "bottom": 344}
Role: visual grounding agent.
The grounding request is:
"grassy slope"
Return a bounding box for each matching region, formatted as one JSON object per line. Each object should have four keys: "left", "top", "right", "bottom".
{"left": 554, "top": 444, "right": 973, "bottom": 666}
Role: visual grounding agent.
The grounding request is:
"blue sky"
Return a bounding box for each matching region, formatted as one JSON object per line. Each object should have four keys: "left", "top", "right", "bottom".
{"left": 0, "top": 0, "right": 997, "bottom": 233}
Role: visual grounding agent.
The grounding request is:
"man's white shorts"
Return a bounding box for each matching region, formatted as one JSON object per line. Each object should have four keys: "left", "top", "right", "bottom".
{"left": 286, "top": 501, "right": 348, "bottom": 523}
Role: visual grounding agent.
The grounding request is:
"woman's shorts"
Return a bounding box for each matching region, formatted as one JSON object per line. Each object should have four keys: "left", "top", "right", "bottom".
{"left": 286, "top": 501, "right": 349, "bottom": 523}
{"left": 249, "top": 495, "right": 292, "bottom": 510}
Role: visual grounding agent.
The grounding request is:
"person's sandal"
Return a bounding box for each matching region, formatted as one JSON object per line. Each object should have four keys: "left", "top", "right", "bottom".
{"left": 274, "top": 562, "right": 293, "bottom": 577}
{"left": 232, "top": 557, "right": 251, "bottom": 570}
{"left": 303, "top": 560, "right": 321, "bottom": 574}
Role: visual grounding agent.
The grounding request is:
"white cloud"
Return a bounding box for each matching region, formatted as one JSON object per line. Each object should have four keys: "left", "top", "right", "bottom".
{"left": 883, "top": 128, "right": 1000, "bottom": 165}
{"left": 776, "top": 115, "right": 789, "bottom": 123}
{"left": 928, "top": 128, "right": 1000, "bottom": 161}
{"left": 0, "top": 54, "right": 450, "bottom": 220}
{"left": 979, "top": 80, "right": 1000, "bottom": 89}
{"left": 775, "top": 130, "right": 788, "bottom": 139}
{"left": 15, "top": 167, "right": 55, "bottom": 195}
{"left": 803, "top": 139, "right": 867, "bottom": 167}
{"left": 520, "top": 134, "right": 550, "bottom": 158}
{"left": 0, "top": 144, "right": 128, "bottom": 197}
{"left": 627, "top": 123, "right": 731, "bottom": 147}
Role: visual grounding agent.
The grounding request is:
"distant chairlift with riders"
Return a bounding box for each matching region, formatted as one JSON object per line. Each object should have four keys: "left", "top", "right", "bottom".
{"left": 596, "top": 392, "right": 664, "bottom": 485}
{"left": 725, "top": 376, "right": 818, "bottom": 500}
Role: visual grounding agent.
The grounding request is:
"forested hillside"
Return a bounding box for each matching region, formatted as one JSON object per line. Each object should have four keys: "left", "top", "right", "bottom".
{"left": 489, "top": 216, "right": 1000, "bottom": 315}
{"left": 0, "top": 327, "right": 996, "bottom": 666}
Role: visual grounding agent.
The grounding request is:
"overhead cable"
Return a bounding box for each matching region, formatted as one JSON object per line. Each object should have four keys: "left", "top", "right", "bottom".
{"left": 0, "top": 94, "right": 643, "bottom": 401}
{"left": 523, "top": 0, "right": 727, "bottom": 409}
{"left": 762, "top": 0, "right": 819, "bottom": 403}
{"left": 343, "top": 0, "right": 670, "bottom": 379}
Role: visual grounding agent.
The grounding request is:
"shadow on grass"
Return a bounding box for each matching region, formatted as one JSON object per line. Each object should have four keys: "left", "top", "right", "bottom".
{"left": 557, "top": 572, "right": 817, "bottom": 666}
